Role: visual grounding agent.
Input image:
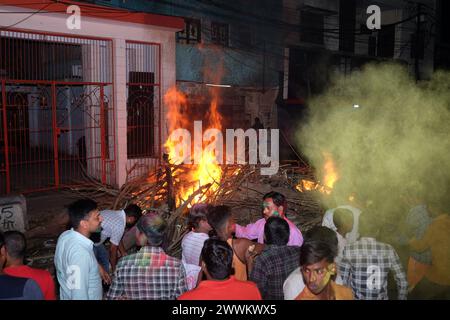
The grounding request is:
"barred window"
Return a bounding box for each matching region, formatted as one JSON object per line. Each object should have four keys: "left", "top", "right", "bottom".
{"left": 211, "top": 22, "right": 229, "bottom": 46}
{"left": 127, "top": 72, "right": 155, "bottom": 159}
{"left": 126, "top": 42, "right": 160, "bottom": 160}
{"left": 177, "top": 18, "right": 201, "bottom": 44}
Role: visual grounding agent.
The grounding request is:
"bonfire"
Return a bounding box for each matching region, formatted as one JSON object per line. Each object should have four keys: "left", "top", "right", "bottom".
{"left": 67, "top": 87, "right": 337, "bottom": 257}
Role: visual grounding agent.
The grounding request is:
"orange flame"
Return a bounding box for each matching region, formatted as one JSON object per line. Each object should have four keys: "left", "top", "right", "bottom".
{"left": 164, "top": 87, "right": 189, "bottom": 164}
{"left": 163, "top": 86, "right": 223, "bottom": 207}
{"left": 322, "top": 152, "right": 338, "bottom": 190}
{"left": 296, "top": 152, "right": 338, "bottom": 195}
{"left": 295, "top": 179, "right": 317, "bottom": 192}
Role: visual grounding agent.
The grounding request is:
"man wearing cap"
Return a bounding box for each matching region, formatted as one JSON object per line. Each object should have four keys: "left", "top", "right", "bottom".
{"left": 106, "top": 213, "right": 188, "bottom": 300}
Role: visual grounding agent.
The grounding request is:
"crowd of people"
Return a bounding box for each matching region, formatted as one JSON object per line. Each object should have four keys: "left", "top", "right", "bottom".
{"left": 0, "top": 190, "right": 449, "bottom": 300}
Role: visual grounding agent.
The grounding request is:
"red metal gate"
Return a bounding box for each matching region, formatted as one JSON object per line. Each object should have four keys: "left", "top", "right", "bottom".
{"left": 0, "top": 30, "right": 115, "bottom": 194}
{"left": 126, "top": 40, "right": 161, "bottom": 180}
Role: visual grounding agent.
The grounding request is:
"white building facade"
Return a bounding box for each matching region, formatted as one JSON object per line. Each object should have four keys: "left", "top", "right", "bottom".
{"left": 0, "top": 0, "right": 184, "bottom": 193}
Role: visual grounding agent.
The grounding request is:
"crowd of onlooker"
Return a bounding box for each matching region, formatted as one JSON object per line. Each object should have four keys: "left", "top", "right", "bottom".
{"left": 1, "top": 190, "right": 449, "bottom": 300}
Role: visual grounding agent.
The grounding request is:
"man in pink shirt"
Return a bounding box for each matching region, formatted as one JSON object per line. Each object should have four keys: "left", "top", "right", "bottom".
{"left": 233, "top": 191, "right": 303, "bottom": 246}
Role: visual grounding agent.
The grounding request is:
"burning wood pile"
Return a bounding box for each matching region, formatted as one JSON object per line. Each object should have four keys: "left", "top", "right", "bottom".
{"left": 295, "top": 152, "right": 339, "bottom": 195}
{"left": 71, "top": 161, "right": 325, "bottom": 258}
{"left": 69, "top": 87, "right": 341, "bottom": 258}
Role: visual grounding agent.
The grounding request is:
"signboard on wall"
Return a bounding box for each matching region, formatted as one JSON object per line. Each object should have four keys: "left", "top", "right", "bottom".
{"left": 0, "top": 203, "right": 25, "bottom": 233}
{"left": 0, "top": 194, "right": 27, "bottom": 233}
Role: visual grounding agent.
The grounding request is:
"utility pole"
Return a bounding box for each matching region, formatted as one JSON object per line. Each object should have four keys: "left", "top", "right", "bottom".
{"left": 415, "top": 2, "right": 422, "bottom": 82}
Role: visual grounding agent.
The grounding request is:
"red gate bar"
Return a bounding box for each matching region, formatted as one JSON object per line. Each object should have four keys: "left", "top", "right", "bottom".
{"left": 51, "top": 82, "right": 59, "bottom": 188}
{"left": 125, "top": 40, "right": 162, "bottom": 180}
{"left": 100, "top": 85, "right": 106, "bottom": 184}
{"left": 1, "top": 80, "right": 11, "bottom": 193}
{"left": 0, "top": 29, "right": 116, "bottom": 194}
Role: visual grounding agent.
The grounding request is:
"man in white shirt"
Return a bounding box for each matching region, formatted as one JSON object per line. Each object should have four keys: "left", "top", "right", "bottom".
{"left": 332, "top": 208, "right": 355, "bottom": 259}
{"left": 93, "top": 204, "right": 142, "bottom": 274}
{"left": 322, "top": 205, "right": 361, "bottom": 243}
{"left": 54, "top": 199, "right": 103, "bottom": 300}
{"left": 181, "top": 204, "right": 212, "bottom": 290}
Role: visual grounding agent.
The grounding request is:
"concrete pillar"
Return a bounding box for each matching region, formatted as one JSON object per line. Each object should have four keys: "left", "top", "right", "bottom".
{"left": 113, "top": 39, "right": 128, "bottom": 188}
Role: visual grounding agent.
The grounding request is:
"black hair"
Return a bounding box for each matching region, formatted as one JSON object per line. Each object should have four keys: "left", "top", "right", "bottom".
{"left": 136, "top": 213, "right": 167, "bottom": 246}
{"left": 300, "top": 240, "right": 336, "bottom": 267}
{"left": 300, "top": 226, "right": 338, "bottom": 266}
{"left": 304, "top": 226, "right": 338, "bottom": 248}
{"left": 207, "top": 205, "right": 232, "bottom": 238}
{"left": 263, "top": 191, "right": 287, "bottom": 211}
{"left": 187, "top": 203, "right": 211, "bottom": 229}
{"left": 124, "top": 204, "right": 143, "bottom": 220}
{"left": 333, "top": 208, "right": 354, "bottom": 231}
{"left": 68, "top": 198, "right": 98, "bottom": 229}
{"left": 264, "top": 216, "right": 290, "bottom": 245}
{"left": 3, "top": 231, "right": 26, "bottom": 259}
{"left": 201, "top": 238, "right": 233, "bottom": 280}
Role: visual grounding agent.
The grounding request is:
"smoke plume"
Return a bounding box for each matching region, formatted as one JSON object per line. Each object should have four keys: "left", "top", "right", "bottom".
{"left": 296, "top": 63, "right": 450, "bottom": 221}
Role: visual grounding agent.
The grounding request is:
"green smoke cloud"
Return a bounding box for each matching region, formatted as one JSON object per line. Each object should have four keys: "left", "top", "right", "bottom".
{"left": 296, "top": 63, "right": 450, "bottom": 218}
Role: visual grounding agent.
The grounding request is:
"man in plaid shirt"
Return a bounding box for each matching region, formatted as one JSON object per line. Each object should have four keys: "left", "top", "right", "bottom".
{"left": 249, "top": 217, "right": 301, "bottom": 300}
{"left": 106, "top": 213, "right": 188, "bottom": 300}
{"left": 339, "top": 212, "right": 408, "bottom": 300}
